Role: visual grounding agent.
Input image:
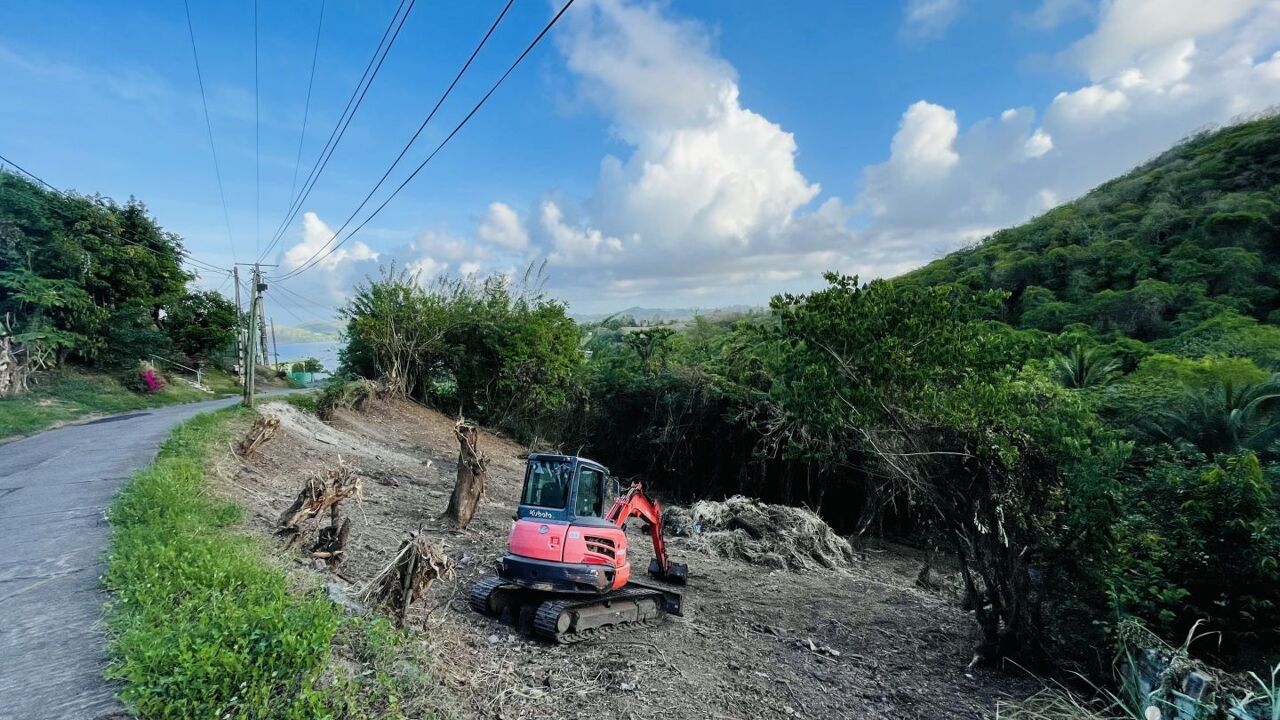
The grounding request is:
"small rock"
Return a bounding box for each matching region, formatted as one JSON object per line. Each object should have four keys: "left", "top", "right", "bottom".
{"left": 619, "top": 682, "right": 634, "bottom": 692}
{"left": 488, "top": 634, "right": 500, "bottom": 645}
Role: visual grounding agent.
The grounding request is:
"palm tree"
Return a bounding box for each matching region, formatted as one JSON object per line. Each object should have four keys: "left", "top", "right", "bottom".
{"left": 1139, "top": 376, "right": 1280, "bottom": 456}
{"left": 1053, "top": 344, "right": 1121, "bottom": 389}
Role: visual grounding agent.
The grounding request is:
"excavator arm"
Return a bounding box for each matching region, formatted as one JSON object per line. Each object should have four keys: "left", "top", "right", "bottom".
{"left": 605, "top": 483, "right": 688, "bottom": 584}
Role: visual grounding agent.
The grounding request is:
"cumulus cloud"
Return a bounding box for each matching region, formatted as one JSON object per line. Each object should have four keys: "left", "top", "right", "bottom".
{"left": 476, "top": 202, "right": 528, "bottom": 250}
{"left": 271, "top": 214, "right": 498, "bottom": 309}
{"left": 487, "top": 0, "right": 842, "bottom": 301}
{"left": 281, "top": 0, "right": 1280, "bottom": 312}
{"left": 902, "top": 0, "right": 962, "bottom": 40}
{"left": 856, "top": 0, "right": 1280, "bottom": 260}
{"left": 1068, "top": 0, "right": 1263, "bottom": 79}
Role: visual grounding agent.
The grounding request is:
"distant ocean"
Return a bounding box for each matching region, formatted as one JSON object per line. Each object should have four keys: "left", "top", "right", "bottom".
{"left": 272, "top": 340, "right": 340, "bottom": 374}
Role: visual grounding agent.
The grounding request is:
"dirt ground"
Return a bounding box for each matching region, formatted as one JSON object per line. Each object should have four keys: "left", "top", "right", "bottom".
{"left": 216, "top": 397, "right": 1038, "bottom": 719}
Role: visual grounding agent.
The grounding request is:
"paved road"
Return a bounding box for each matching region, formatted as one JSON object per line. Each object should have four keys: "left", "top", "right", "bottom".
{"left": 0, "top": 394, "right": 286, "bottom": 720}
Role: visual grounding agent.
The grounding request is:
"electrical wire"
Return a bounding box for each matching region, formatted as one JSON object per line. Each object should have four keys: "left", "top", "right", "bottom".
{"left": 0, "top": 152, "right": 56, "bottom": 190}
{"left": 182, "top": 0, "right": 238, "bottom": 262}
{"left": 254, "top": 0, "right": 261, "bottom": 257}
{"left": 276, "top": 0, "right": 577, "bottom": 281}
{"left": 269, "top": 0, "right": 515, "bottom": 281}
{"left": 259, "top": 0, "right": 415, "bottom": 262}
{"left": 287, "top": 0, "right": 326, "bottom": 204}
{"left": 0, "top": 149, "right": 232, "bottom": 276}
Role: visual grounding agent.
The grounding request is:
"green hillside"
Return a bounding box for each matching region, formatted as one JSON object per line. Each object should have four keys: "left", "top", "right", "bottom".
{"left": 904, "top": 114, "right": 1280, "bottom": 366}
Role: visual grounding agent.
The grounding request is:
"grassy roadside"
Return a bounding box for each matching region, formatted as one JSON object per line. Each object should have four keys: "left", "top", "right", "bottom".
{"left": 0, "top": 368, "right": 241, "bottom": 439}
{"left": 103, "top": 407, "right": 449, "bottom": 719}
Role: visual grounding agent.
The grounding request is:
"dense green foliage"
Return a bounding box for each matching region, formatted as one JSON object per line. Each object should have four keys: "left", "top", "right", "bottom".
{"left": 903, "top": 117, "right": 1280, "bottom": 345}
{"left": 0, "top": 171, "right": 236, "bottom": 372}
{"left": 105, "top": 409, "right": 341, "bottom": 719}
{"left": 338, "top": 266, "right": 581, "bottom": 440}
{"left": 335, "top": 117, "right": 1280, "bottom": 673}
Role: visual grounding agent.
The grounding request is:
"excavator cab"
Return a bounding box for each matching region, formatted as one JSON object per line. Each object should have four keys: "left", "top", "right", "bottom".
{"left": 473, "top": 453, "right": 688, "bottom": 643}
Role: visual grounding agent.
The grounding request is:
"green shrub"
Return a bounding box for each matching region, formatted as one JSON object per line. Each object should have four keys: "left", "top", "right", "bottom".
{"left": 104, "top": 410, "right": 341, "bottom": 719}
{"left": 1110, "top": 452, "right": 1280, "bottom": 661}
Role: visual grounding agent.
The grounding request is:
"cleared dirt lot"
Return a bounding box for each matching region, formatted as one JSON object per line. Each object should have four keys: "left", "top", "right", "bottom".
{"left": 216, "top": 398, "right": 1035, "bottom": 719}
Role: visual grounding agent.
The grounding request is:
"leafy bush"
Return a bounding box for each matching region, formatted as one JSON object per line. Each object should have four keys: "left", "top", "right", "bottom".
{"left": 104, "top": 410, "right": 341, "bottom": 718}
{"left": 1110, "top": 452, "right": 1280, "bottom": 659}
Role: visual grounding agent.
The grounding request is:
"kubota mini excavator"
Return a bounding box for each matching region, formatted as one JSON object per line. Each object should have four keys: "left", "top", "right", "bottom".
{"left": 469, "top": 453, "right": 688, "bottom": 643}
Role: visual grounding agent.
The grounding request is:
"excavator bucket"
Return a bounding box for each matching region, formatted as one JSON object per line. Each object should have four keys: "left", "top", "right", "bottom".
{"left": 648, "top": 558, "right": 688, "bottom": 585}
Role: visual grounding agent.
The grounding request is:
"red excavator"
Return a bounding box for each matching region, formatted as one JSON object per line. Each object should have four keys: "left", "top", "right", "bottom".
{"left": 469, "top": 453, "right": 688, "bottom": 643}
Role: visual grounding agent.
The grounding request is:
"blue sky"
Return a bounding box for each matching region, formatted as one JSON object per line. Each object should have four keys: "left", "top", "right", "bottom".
{"left": 3, "top": 1, "right": 1279, "bottom": 318}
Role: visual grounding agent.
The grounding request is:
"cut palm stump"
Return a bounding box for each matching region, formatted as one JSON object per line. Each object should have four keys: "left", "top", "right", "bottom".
{"left": 277, "top": 460, "right": 362, "bottom": 567}
{"left": 360, "top": 529, "right": 454, "bottom": 626}
{"left": 443, "top": 418, "right": 488, "bottom": 528}
{"left": 236, "top": 413, "right": 280, "bottom": 457}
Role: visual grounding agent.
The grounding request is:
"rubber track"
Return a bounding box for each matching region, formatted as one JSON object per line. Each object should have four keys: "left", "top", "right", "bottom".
{"left": 469, "top": 576, "right": 507, "bottom": 614}
{"left": 532, "top": 586, "right": 666, "bottom": 644}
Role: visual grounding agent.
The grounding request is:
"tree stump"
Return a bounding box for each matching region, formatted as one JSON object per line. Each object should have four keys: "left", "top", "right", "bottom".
{"left": 443, "top": 419, "right": 488, "bottom": 528}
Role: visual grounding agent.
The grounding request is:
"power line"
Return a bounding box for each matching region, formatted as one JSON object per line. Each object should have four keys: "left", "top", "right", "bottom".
{"left": 0, "top": 149, "right": 232, "bottom": 276}
{"left": 269, "top": 0, "right": 516, "bottom": 281}
{"left": 0, "top": 152, "right": 57, "bottom": 191}
{"left": 288, "top": 0, "right": 326, "bottom": 204}
{"left": 182, "top": 0, "right": 237, "bottom": 263}
{"left": 277, "top": 0, "right": 577, "bottom": 281}
{"left": 254, "top": 0, "right": 261, "bottom": 258}
{"left": 258, "top": 0, "right": 415, "bottom": 263}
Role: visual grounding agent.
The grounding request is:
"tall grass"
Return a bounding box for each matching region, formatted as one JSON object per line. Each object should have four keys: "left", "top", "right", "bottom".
{"left": 104, "top": 409, "right": 341, "bottom": 719}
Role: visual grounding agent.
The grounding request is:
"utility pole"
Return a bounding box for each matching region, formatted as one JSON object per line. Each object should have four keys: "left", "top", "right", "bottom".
{"left": 258, "top": 286, "right": 270, "bottom": 365}
{"left": 233, "top": 265, "right": 243, "bottom": 387}
{"left": 236, "top": 262, "right": 276, "bottom": 407}
{"left": 270, "top": 318, "right": 280, "bottom": 374}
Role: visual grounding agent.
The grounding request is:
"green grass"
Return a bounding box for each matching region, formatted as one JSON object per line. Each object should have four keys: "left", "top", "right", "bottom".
{"left": 0, "top": 368, "right": 240, "bottom": 439}
{"left": 103, "top": 407, "right": 449, "bottom": 719}
{"left": 104, "top": 409, "right": 342, "bottom": 719}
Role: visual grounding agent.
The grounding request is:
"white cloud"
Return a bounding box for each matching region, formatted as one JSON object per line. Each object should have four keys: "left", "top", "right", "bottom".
{"left": 1025, "top": 128, "right": 1055, "bottom": 158}
{"left": 854, "top": 0, "right": 1280, "bottom": 267}
{"left": 449, "top": 0, "right": 1280, "bottom": 311}
{"left": 1068, "top": 0, "right": 1263, "bottom": 79}
{"left": 281, "top": 212, "right": 378, "bottom": 273}
{"left": 1050, "top": 84, "right": 1129, "bottom": 123}
{"left": 537, "top": 200, "right": 623, "bottom": 263}
{"left": 886, "top": 101, "right": 960, "bottom": 181}
{"left": 476, "top": 202, "right": 528, "bottom": 250}
{"left": 903, "top": 0, "right": 962, "bottom": 39}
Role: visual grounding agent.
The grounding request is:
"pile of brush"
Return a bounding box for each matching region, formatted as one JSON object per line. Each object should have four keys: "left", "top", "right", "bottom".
{"left": 666, "top": 495, "right": 856, "bottom": 572}
{"left": 277, "top": 460, "right": 362, "bottom": 566}
{"left": 360, "top": 529, "right": 454, "bottom": 626}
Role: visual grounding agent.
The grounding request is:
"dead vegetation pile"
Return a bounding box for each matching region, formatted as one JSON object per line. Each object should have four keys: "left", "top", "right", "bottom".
{"left": 359, "top": 529, "right": 455, "bottom": 626}
{"left": 666, "top": 495, "right": 856, "bottom": 571}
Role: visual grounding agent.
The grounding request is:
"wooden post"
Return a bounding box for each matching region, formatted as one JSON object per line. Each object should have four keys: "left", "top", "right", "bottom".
{"left": 270, "top": 318, "right": 279, "bottom": 373}
{"left": 443, "top": 419, "right": 488, "bottom": 528}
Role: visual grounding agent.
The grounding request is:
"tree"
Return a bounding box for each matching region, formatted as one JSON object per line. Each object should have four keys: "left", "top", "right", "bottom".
{"left": 301, "top": 357, "right": 324, "bottom": 374}
{"left": 163, "top": 290, "right": 237, "bottom": 363}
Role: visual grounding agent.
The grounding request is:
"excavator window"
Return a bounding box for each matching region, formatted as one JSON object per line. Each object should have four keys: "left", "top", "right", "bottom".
{"left": 575, "top": 467, "right": 604, "bottom": 517}
{"left": 522, "top": 458, "right": 571, "bottom": 509}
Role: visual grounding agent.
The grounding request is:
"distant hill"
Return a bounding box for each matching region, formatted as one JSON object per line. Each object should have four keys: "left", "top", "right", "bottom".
{"left": 573, "top": 304, "right": 761, "bottom": 324}
{"left": 273, "top": 320, "right": 341, "bottom": 343}
{"left": 903, "top": 114, "right": 1280, "bottom": 354}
